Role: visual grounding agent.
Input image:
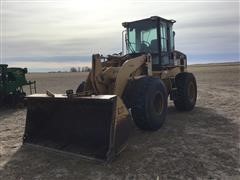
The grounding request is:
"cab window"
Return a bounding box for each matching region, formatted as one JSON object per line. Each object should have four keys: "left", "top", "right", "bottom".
{"left": 127, "top": 21, "right": 158, "bottom": 53}
{"left": 160, "top": 23, "right": 167, "bottom": 52}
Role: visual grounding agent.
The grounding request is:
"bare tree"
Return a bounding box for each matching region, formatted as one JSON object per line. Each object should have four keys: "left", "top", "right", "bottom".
{"left": 70, "top": 67, "right": 77, "bottom": 72}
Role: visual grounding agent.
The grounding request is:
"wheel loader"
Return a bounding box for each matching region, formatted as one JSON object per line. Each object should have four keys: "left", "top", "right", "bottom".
{"left": 23, "top": 16, "right": 197, "bottom": 162}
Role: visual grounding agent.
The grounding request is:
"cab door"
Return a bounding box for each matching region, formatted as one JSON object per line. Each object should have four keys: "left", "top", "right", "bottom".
{"left": 160, "top": 22, "right": 170, "bottom": 65}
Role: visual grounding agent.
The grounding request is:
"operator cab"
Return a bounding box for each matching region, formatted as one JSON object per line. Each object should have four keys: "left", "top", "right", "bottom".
{"left": 122, "top": 16, "right": 176, "bottom": 70}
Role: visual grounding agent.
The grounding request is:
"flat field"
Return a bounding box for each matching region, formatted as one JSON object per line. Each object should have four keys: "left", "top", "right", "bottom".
{"left": 0, "top": 63, "right": 239, "bottom": 179}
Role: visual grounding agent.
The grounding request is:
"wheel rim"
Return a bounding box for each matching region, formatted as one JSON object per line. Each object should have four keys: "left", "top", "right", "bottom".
{"left": 188, "top": 82, "right": 196, "bottom": 103}
{"left": 153, "top": 92, "right": 164, "bottom": 114}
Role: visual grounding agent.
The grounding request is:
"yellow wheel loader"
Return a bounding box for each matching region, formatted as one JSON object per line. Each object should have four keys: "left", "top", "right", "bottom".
{"left": 23, "top": 16, "right": 197, "bottom": 162}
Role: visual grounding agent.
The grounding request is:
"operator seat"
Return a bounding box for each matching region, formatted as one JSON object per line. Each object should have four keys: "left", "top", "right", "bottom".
{"left": 150, "top": 39, "right": 158, "bottom": 53}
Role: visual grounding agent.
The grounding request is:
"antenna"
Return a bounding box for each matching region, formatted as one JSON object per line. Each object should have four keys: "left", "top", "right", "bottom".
{"left": 0, "top": 0, "right": 3, "bottom": 64}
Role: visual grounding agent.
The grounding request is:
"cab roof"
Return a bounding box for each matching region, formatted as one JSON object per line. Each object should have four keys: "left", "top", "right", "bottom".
{"left": 122, "top": 16, "right": 176, "bottom": 28}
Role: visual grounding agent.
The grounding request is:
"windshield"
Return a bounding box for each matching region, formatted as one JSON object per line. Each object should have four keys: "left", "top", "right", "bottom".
{"left": 127, "top": 21, "right": 158, "bottom": 53}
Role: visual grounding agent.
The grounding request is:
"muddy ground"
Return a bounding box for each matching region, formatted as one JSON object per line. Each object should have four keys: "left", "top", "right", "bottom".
{"left": 0, "top": 63, "right": 239, "bottom": 179}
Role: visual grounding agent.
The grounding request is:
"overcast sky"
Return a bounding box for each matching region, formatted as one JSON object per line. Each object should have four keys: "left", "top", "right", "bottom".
{"left": 1, "top": 0, "right": 239, "bottom": 72}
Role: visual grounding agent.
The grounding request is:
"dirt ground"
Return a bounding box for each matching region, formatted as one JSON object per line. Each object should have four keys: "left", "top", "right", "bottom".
{"left": 0, "top": 63, "right": 239, "bottom": 179}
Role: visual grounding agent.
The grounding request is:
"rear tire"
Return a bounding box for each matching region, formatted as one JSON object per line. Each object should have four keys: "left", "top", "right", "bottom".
{"left": 123, "top": 77, "right": 168, "bottom": 131}
{"left": 76, "top": 81, "right": 86, "bottom": 93}
{"left": 174, "top": 72, "right": 197, "bottom": 111}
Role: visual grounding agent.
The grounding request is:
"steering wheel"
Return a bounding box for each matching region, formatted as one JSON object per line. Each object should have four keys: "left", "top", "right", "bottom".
{"left": 141, "top": 41, "right": 150, "bottom": 46}
{"left": 140, "top": 41, "right": 151, "bottom": 52}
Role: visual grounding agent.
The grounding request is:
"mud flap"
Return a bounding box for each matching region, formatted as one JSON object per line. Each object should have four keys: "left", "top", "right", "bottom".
{"left": 23, "top": 94, "right": 132, "bottom": 162}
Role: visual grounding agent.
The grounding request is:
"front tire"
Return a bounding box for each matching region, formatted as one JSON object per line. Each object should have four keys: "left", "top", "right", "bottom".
{"left": 123, "top": 77, "right": 168, "bottom": 131}
{"left": 174, "top": 72, "right": 197, "bottom": 111}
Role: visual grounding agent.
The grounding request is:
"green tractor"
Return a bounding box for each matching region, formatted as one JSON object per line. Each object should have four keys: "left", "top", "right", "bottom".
{"left": 0, "top": 64, "right": 36, "bottom": 106}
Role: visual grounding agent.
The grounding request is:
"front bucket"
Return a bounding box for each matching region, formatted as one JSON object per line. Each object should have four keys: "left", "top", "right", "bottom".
{"left": 23, "top": 94, "right": 132, "bottom": 161}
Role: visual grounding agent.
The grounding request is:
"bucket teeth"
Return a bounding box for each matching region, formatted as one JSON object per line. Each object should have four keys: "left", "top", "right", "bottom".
{"left": 23, "top": 94, "right": 132, "bottom": 161}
